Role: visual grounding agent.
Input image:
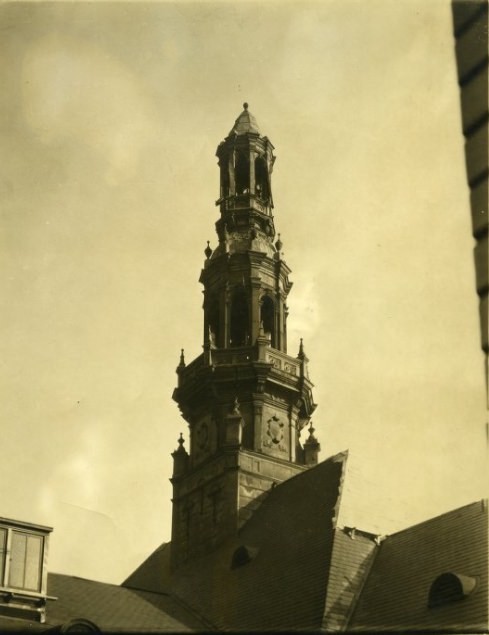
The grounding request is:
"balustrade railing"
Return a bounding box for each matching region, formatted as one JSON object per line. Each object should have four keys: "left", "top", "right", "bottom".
{"left": 265, "top": 349, "right": 300, "bottom": 377}
{"left": 210, "top": 346, "right": 255, "bottom": 365}
{"left": 180, "top": 345, "right": 301, "bottom": 379}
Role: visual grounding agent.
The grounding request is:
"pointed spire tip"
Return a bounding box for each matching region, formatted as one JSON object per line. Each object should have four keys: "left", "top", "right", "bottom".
{"left": 178, "top": 348, "right": 186, "bottom": 368}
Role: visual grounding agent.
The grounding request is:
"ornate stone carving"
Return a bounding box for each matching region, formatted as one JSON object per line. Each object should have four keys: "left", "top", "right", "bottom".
{"left": 264, "top": 414, "right": 285, "bottom": 450}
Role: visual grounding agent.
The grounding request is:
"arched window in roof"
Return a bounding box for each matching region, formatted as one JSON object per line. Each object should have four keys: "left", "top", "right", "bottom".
{"left": 231, "top": 545, "right": 258, "bottom": 570}
{"left": 428, "top": 573, "right": 477, "bottom": 608}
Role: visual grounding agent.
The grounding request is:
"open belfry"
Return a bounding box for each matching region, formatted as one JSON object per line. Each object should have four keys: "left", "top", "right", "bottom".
{"left": 171, "top": 104, "right": 320, "bottom": 569}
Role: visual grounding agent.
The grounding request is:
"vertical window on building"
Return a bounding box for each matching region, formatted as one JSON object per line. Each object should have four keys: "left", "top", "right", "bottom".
{"left": 208, "top": 299, "right": 220, "bottom": 348}
{"left": 220, "top": 163, "right": 229, "bottom": 198}
{"left": 230, "top": 289, "right": 249, "bottom": 347}
{"left": 0, "top": 528, "right": 6, "bottom": 583}
{"left": 235, "top": 153, "right": 250, "bottom": 195}
{"left": 261, "top": 295, "right": 275, "bottom": 346}
{"left": 8, "top": 531, "right": 43, "bottom": 592}
{"left": 254, "top": 157, "right": 269, "bottom": 201}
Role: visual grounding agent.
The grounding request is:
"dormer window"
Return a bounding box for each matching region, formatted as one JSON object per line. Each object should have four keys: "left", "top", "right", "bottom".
{"left": 0, "top": 517, "right": 54, "bottom": 623}
{"left": 231, "top": 545, "right": 258, "bottom": 569}
{"left": 428, "top": 572, "right": 477, "bottom": 608}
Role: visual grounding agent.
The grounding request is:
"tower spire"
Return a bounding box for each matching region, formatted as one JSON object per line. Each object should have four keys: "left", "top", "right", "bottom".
{"left": 171, "top": 106, "right": 318, "bottom": 570}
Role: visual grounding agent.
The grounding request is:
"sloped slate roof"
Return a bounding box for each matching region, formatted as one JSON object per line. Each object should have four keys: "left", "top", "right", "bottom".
{"left": 322, "top": 527, "right": 379, "bottom": 631}
{"left": 44, "top": 572, "right": 207, "bottom": 632}
{"left": 123, "top": 542, "right": 172, "bottom": 595}
{"left": 348, "top": 500, "right": 488, "bottom": 632}
{"left": 169, "top": 452, "right": 347, "bottom": 631}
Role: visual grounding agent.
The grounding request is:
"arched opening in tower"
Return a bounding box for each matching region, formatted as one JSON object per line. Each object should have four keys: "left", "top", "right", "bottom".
{"left": 220, "top": 163, "right": 229, "bottom": 198}
{"left": 235, "top": 153, "right": 250, "bottom": 195}
{"left": 254, "top": 157, "right": 269, "bottom": 201}
{"left": 261, "top": 295, "right": 275, "bottom": 346}
{"left": 230, "top": 289, "right": 249, "bottom": 347}
{"left": 208, "top": 298, "right": 220, "bottom": 348}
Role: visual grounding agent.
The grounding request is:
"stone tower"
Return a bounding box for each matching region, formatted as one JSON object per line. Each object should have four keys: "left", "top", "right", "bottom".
{"left": 171, "top": 104, "right": 320, "bottom": 570}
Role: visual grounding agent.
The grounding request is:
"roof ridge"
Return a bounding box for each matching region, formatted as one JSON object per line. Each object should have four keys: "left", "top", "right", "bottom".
{"left": 114, "top": 584, "right": 171, "bottom": 597}
{"left": 121, "top": 541, "right": 171, "bottom": 588}
{"left": 237, "top": 450, "right": 350, "bottom": 535}
{"left": 170, "top": 589, "right": 219, "bottom": 631}
{"left": 343, "top": 533, "right": 382, "bottom": 631}
{"left": 385, "top": 498, "right": 488, "bottom": 539}
{"left": 49, "top": 572, "right": 131, "bottom": 589}
{"left": 331, "top": 450, "right": 349, "bottom": 529}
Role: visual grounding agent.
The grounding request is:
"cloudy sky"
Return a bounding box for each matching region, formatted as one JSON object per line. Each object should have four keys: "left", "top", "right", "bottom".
{"left": 1, "top": 1, "right": 486, "bottom": 584}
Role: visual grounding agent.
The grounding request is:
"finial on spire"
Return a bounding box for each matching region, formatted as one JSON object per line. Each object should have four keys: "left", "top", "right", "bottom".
{"left": 275, "top": 233, "right": 283, "bottom": 252}
{"left": 308, "top": 421, "right": 316, "bottom": 439}
{"left": 173, "top": 432, "right": 188, "bottom": 455}
{"left": 298, "top": 338, "right": 305, "bottom": 359}
{"left": 178, "top": 348, "right": 186, "bottom": 369}
{"left": 172, "top": 432, "right": 189, "bottom": 473}
{"left": 243, "top": 102, "right": 249, "bottom": 110}
{"left": 204, "top": 240, "right": 212, "bottom": 260}
{"left": 304, "top": 419, "right": 320, "bottom": 465}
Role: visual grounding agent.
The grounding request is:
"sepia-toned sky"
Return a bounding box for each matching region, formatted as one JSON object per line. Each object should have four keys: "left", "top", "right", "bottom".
{"left": 1, "top": 1, "right": 487, "bottom": 584}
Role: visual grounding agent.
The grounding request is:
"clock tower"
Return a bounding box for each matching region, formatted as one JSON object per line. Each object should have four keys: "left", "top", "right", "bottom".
{"left": 170, "top": 104, "right": 320, "bottom": 570}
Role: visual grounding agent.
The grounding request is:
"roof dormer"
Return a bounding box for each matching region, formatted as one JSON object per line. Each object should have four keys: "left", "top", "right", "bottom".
{"left": 0, "top": 517, "right": 55, "bottom": 624}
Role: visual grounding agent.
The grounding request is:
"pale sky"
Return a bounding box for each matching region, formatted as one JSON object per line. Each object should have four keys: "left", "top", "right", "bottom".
{"left": 0, "top": 1, "right": 487, "bottom": 585}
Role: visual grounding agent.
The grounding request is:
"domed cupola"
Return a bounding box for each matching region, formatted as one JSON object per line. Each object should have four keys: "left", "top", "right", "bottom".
{"left": 228, "top": 102, "right": 261, "bottom": 136}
